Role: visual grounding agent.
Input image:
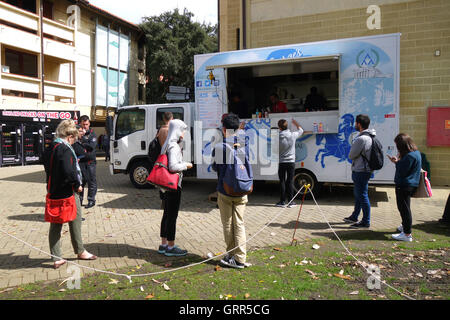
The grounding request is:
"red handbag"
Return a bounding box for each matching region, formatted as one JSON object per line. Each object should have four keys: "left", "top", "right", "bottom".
{"left": 146, "top": 153, "right": 179, "bottom": 191}
{"left": 45, "top": 143, "right": 77, "bottom": 224}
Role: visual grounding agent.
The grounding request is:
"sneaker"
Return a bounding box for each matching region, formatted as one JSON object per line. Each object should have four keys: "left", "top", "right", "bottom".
{"left": 350, "top": 221, "right": 370, "bottom": 228}
{"left": 220, "top": 256, "right": 244, "bottom": 269}
{"left": 287, "top": 202, "right": 297, "bottom": 208}
{"left": 343, "top": 216, "right": 358, "bottom": 223}
{"left": 158, "top": 244, "right": 167, "bottom": 254}
{"left": 219, "top": 254, "right": 231, "bottom": 266}
{"left": 397, "top": 225, "right": 403, "bottom": 233}
{"left": 392, "top": 232, "right": 412, "bottom": 242}
{"left": 275, "top": 201, "right": 286, "bottom": 208}
{"left": 164, "top": 245, "right": 188, "bottom": 257}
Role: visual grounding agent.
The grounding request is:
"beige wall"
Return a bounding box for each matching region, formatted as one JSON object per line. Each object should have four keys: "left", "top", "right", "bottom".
{"left": 0, "top": 0, "right": 145, "bottom": 121}
{"left": 220, "top": 0, "right": 450, "bottom": 185}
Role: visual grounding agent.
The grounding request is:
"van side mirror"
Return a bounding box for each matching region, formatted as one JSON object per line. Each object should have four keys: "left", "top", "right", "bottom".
{"left": 105, "top": 116, "right": 114, "bottom": 137}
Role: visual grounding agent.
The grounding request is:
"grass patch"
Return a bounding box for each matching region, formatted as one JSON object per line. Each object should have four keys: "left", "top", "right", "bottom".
{"left": 1, "top": 222, "right": 448, "bottom": 300}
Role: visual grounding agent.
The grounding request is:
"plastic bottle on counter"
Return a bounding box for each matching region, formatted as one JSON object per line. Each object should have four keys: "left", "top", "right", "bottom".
{"left": 313, "top": 122, "right": 318, "bottom": 133}
{"left": 318, "top": 122, "right": 324, "bottom": 133}
{"left": 255, "top": 109, "right": 259, "bottom": 118}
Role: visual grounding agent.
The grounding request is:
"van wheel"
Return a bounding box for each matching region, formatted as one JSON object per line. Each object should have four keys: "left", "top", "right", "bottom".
{"left": 293, "top": 170, "right": 321, "bottom": 199}
{"left": 129, "top": 160, "right": 153, "bottom": 189}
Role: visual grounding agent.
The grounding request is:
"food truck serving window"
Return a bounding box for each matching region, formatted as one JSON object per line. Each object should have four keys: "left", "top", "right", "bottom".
{"left": 210, "top": 55, "right": 341, "bottom": 133}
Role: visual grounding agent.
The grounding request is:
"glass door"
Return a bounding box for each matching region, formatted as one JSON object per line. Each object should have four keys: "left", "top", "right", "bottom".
{"left": 0, "top": 124, "right": 21, "bottom": 166}
{"left": 23, "top": 124, "right": 42, "bottom": 164}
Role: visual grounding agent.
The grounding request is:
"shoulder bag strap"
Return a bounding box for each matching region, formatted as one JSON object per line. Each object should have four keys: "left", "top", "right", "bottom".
{"left": 47, "top": 143, "right": 61, "bottom": 193}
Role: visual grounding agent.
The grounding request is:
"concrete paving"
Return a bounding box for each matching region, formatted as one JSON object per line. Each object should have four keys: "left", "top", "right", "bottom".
{"left": 0, "top": 159, "right": 448, "bottom": 289}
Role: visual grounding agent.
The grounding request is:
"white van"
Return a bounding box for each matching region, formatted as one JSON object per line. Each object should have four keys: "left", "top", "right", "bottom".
{"left": 109, "top": 33, "right": 400, "bottom": 194}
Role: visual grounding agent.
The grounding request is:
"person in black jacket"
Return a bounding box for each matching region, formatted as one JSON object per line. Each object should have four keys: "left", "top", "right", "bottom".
{"left": 73, "top": 125, "right": 89, "bottom": 206}
{"left": 79, "top": 115, "right": 97, "bottom": 209}
{"left": 43, "top": 120, "right": 97, "bottom": 269}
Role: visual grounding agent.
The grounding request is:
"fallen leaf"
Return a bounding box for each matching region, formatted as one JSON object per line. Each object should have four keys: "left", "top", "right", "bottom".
{"left": 140, "top": 286, "right": 144, "bottom": 292}
{"left": 273, "top": 248, "right": 283, "bottom": 252}
{"left": 269, "top": 255, "right": 275, "bottom": 260}
{"left": 278, "top": 264, "right": 286, "bottom": 268}
{"left": 58, "top": 289, "right": 66, "bottom": 292}
{"left": 339, "top": 269, "right": 344, "bottom": 275}
{"left": 312, "top": 244, "right": 320, "bottom": 250}
{"left": 349, "top": 291, "right": 359, "bottom": 295}
{"left": 214, "top": 265, "right": 222, "bottom": 272}
{"left": 427, "top": 270, "right": 439, "bottom": 275}
{"left": 244, "top": 293, "right": 250, "bottom": 299}
{"left": 305, "top": 269, "right": 316, "bottom": 276}
{"left": 163, "top": 283, "right": 170, "bottom": 291}
{"left": 164, "top": 263, "right": 172, "bottom": 268}
{"left": 136, "top": 265, "right": 142, "bottom": 270}
{"left": 270, "top": 232, "right": 276, "bottom": 236}
{"left": 415, "top": 273, "right": 423, "bottom": 278}
{"left": 334, "top": 273, "right": 351, "bottom": 280}
{"left": 145, "top": 294, "right": 154, "bottom": 299}
{"left": 109, "top": 278, "right": 119, "bottom": 285}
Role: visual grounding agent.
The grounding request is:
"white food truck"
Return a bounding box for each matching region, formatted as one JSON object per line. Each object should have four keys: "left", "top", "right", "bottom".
{"left": 108, "top": 33, "right": 400, "bottom": 195}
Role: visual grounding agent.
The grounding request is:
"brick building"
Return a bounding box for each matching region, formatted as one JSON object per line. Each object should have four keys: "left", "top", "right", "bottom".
{"left": 218, "top": 0, "right": 450, "bottom": 186}
{"left": 0, "top": 0, "right": 146, "bottom": 166}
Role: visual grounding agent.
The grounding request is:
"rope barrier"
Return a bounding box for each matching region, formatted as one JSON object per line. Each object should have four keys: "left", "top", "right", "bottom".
{"left": 0, "top": 184, "right": 416, "bottom": 299}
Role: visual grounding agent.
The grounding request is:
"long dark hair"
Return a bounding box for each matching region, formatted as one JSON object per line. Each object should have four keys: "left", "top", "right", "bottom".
{"left": 394, "top": 133, "right": 418, "bottom": 158}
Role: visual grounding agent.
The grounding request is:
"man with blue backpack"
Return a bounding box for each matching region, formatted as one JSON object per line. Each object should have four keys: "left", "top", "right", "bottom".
{"left": 212, "top": 114, "right": 253, "bottom": 269}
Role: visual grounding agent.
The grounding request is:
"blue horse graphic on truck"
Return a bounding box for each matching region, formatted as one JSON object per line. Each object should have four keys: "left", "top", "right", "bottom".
{"left": 314, "top": 114, "right": 356, "bottom": 168}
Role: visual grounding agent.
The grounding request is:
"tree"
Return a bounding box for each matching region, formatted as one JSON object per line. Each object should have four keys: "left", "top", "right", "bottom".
{"left": 140, "top": 9, "right": 218, "bottom": 103}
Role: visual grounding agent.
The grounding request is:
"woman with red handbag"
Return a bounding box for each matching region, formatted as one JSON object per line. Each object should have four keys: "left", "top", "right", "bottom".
{"left": 157, "top": 119, "right": 193, "bottom": 257}
{"left": 43, "top": 120, "right": 97, "bottom": 269}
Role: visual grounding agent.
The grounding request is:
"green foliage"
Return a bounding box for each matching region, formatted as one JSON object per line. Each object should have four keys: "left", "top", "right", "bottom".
{"left": 140, "top": 9, "right": 218, "bottom": 103}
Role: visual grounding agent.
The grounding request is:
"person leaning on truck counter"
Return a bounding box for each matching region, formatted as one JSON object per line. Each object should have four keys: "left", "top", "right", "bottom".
{"left": 269, "top": 93, "right": 288, "bottom": 113}
{"left": 304, "top": 87, "right": 327, "bottom": 112}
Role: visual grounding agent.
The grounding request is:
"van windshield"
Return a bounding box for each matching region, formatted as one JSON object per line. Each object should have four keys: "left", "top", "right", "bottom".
{"left": 115, "top": 109, "right": 145, "bottom": 140}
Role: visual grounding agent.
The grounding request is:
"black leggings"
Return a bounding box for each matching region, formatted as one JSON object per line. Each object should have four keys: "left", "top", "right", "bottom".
{"left": 278, "top": 163, "right": 295, "bottom": 203}
{"left": 160, "top": 188, "right": 182, "bottom": 241}
{"left": 395, "top": 186, "right": 416, "bottom": 234}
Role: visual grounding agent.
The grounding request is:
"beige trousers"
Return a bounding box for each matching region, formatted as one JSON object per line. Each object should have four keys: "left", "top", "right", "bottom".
{"left": 217, "top": 192, "right": 248, "bottom": 264}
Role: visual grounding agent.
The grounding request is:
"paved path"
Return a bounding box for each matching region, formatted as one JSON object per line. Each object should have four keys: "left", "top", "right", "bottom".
{"left": 0, "top": 160, "right": 448, "bottom": 289}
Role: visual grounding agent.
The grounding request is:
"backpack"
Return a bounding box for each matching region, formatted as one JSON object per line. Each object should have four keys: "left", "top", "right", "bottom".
{"left": 360, "top": 132, "right": 384, "bottom": 171}
{"left": 148, "top": 131, "right": 161, "bottom": 167}
{"left": 221, "top": 136, "right": 254, "bottom": 197}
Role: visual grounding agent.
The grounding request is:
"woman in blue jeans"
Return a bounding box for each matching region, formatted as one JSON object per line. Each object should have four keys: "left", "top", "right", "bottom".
{"left": 388, "top": 133, "right": 421, "bottom": 242}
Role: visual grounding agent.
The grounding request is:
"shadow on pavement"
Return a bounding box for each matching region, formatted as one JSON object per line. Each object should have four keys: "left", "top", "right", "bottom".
{"left": 83, "top": 243, "right": 216, "bottom": 269}
{"left": 0, "top": 169, "right": 45, "bottom": 184}
{"left": 413, "top": 221, "right": 450, "bottom": 237}
{"left": 0, "top": 253, "right": 48, "bottom": 271}
{"left": 7, "top": 213, "right": 45, "bottom": 222}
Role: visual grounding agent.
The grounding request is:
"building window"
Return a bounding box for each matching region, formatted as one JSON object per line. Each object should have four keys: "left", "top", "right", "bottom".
{"left": 43, "top": 0, "right": 53, "bottom": 20}
{"left": 4, "top": 0, "right": 37, "bottom": 14}
{"left": 4, "top": 48, "right": 38, "bottom": 78}
{"left": 138, "top": 84, "right": 144, "bottom": 101}
{"left": 138, "top": 39, "right": 145, "bottom": 61}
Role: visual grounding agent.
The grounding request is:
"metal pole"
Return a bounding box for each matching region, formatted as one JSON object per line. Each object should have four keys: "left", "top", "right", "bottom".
{"left": 117, "top": 27, "right": 120, "bottom": 108}
{"left": 106, "top": 23, "right": 110, "bottom": 111}
{"left": 40, "top": 0, "right": 45, "bottom": 103}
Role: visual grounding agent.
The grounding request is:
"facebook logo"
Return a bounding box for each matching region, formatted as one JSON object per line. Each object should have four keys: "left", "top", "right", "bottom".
{"left": 196, "top": 81, "right": 202, "bottom": 87}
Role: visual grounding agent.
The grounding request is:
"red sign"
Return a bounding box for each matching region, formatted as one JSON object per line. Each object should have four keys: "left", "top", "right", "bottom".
{"left": 427, "top": 107, "right": 450, "bottom": 147}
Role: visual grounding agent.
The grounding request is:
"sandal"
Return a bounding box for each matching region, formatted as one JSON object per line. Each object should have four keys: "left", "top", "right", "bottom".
{"left": 77, "top": 251, "right": 97, "bottom": 260}
{"left": 53, "top": 259, "right": 67, "bottom": 269}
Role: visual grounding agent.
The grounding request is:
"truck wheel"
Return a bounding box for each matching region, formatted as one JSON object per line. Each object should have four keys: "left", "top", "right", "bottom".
{"left": 129, "top": 160, "right": 153, "bottom": 189}
{"left": 293, "top": 170, "right": 321, "bottom": 199}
